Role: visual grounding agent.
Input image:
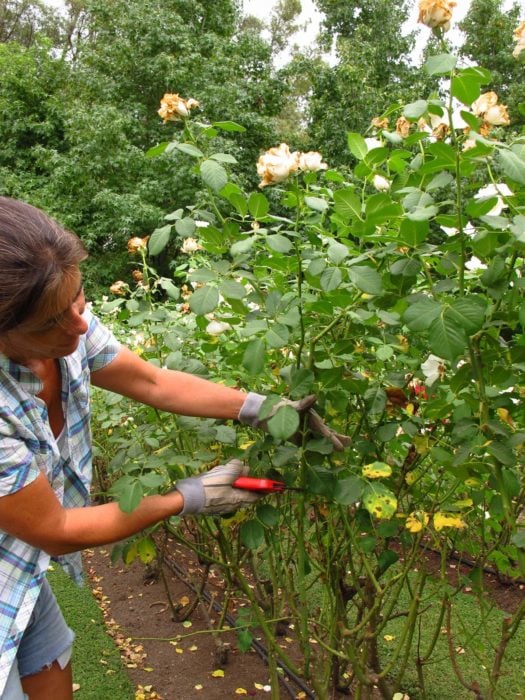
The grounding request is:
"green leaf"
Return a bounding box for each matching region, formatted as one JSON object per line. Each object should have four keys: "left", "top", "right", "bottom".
{"left": 328, "top": 242, "right": 349, "bottom": 264}
{"left": 189, "top": 285, "right": 219, "bottom": 315}
{"left": 364, "top": 386, "right": 387, "bottom": 416}
{"left": 157, "top": 278, "right": 179, "bottom": 300}
{"left": 304, "top": 196, "right": 328, "bottom": 212}
{"left": 290, "top": 368, "right": 315, "bottom": 398}
{"left": 256, "top": 504, "right": 280, "bottom": 527}
{"left": 210, "top": 152, "right": 237, "bottom": 164}
{"left": 320, "top": 267, "right": 342, "bottom": 292}
{"left": 404, "top": 298, "right": 440, "bottom": 331}
{"left": 365, "top": 193, "right": 403, "bottom": 226}
{"left": 119, "top": 480, "right": 143, "bottom": 513}
{"left": 348, "top": 265, "right": 383, "bottom": 295}
{"left": 399, "top": 219, "right": 429, "bottom": 247}
{"left": 426, "top": 171, "right": 454, "bottom": 191}
{"left": 175, "top": 217, "right": 196, "bottom": 237}
{"left": 229, "top": 193, "right": 248, "bottom": 217}
{"left": 266, "top": 234, "right": 292, "bottom": 254}
{"left": 497, "top": 149, "right": 525, "bottom": 185}
{"left": 240, "top": 519, "right": 265, "bottom": 549}
{"left": 230, "top": 236, "right": 255, "bottom": 257}
{"left": 447, "top": 296, "right": 487, "bottom": 334}
{"left": 363, "top": 483, "right": 397, "bottom": 519}
{"left": 148, "top": 225, "right": 171, "bottom": 255}
{"left": 403, "top": 99, "right": 428, "bottom": 120}
{"left": 511, "top": 529, "right": 525, "bottom": 550}
{"left": 333, "top": 476, "right": 364, "bottom": 505}
{"left": 487, "top": 442, "right": 515, "bottom": 466}
{"left": 334, "top": 187, "right": 361, "bottom": 220}
{"left": 248, "top": 192, "right": 270, "bottom": 219}
{"left": 266, "top": 323, "right": 289, "bottom": 348}
{"left": 451, "top": 67, "right": 491, "bottom": 106}
{"left": 242, "top": 338, "right": 266, "bottom": 375}
{"left": 425, "top": 53, "right": 457, "bottom": 75}
{"left": 428, "top": 312, "right": 467, "bottom": 361}
{"left": 220, "top": 279, "right": 247, "bottom": 299}
{"left": 267, "top": 405, "right": 300, "bottom": 441}
{"left": 173, "top": 142, "right": 204, "bottom": 158}
{"left": 137, "top": 537, "right": 157, "bottom": 564}
{"left": 200, "top": 159, "right": 228, "bottom": 192}
{"left": 510, "top": 215, "right": 525, "bottom": 243}
{"left": 212, "top": 120, "right": 246, "bottom": 132}
{"left": 347, "top": 132, "right": 368, "bottom": 160}
{"left": 145, "top": 141, "right": 170, "bottom": 157}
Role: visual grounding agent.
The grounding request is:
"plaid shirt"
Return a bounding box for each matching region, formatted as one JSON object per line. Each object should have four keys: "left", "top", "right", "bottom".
{"left": 0, "top": 309, "right": 120, "bottom": 693}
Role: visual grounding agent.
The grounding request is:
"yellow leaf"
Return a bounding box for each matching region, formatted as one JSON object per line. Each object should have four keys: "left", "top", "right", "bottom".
{"left": 384, "top": 634, "right": 395, "bottom": 642}
{"left": 254, "top": 683, "right": 264, "bottom": 690}
{"left": 175, "top": 648, "right": 183, "bottom": 654}
{"left": 434, "top": 512, "right": 467, "bottom": 531}
{"left": 453, "top": 498, "right": 473, "bottom": 508}
{"left": 405, "top": 511, "right": 429, "bottom": 533}
{"left": 497, "top": 407, "right": 515, "bottom": 429}
{"left": 189, "top": 645, "right": 198, "bottom": 652}
{"left": 362, "top": 462, "right": 392, "bottom": 479}
{"left": 235, "top": 689, "right": 248, "bottom": 695}
{"left": 239, "top": 441, "right": 255, "bottom": 450}
{"left": 194, "top": 684, "right": 203, "bottom": 691}
{"left": 211, "top": 669, "right": 225, "bottom": 678}
{"left": 182, "top": 621, "right": 192, "bottom": 628}
{"left": 179, "top": 596, "right": 190, "bottom": 606}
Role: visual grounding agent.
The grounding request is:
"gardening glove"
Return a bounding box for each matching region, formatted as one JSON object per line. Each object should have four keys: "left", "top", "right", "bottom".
{"left": 238, "top": 393, "right": 351, "bottom": 452}
{"left": 175, "top": 459, "right": 261, "bottom": 515}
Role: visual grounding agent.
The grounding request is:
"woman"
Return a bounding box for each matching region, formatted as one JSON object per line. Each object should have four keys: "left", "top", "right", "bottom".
{"left": 0, "top": 197, "right": 345, "bottom": 699}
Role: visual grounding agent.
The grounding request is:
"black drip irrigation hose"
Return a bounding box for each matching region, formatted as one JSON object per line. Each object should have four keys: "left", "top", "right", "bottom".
{"left": 162, "top": 552, "right": 317, "bottom": 700}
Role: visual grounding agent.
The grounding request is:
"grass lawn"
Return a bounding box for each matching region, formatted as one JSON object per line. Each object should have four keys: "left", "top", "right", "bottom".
{"left": 48, "top": 565, "right": 134, "bottom": 700}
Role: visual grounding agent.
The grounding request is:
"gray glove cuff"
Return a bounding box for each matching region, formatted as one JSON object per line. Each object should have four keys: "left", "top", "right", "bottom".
{"left": 175, "top": 477, "right": 205, "bottom": 515}
{"left": 238, "top": 392, "right": 266, "bottom": 428}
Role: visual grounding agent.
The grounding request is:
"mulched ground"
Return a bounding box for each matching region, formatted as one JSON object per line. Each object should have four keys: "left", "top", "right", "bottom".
{"left": 84, "top": 537, "right": 524, "bottom": 700}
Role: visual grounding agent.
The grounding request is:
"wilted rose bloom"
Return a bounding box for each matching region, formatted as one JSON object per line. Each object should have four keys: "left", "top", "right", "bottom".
{"left": 127, "top": 236, "right": 148, "bottom": 253}
{"left": 181, "top": 237, "right": 203, "bottom": 254}
{"left": 132, "top": 270, "right": 144, "bottom": 283}
{"left": 471, "top": 91, "right": 498, "bottom": 116}
{"left": 257, "top": 143, "right": 300, "bottom": 188}
{"left": 395, "top": 116, "right": 410, "bottom": 138}
{"left": 206, "top": 320, "right": 232, "bottom": 335}
{"left": 474, "top": 183, "right": 513, "bottom": 216}
{"left": 418, "top": 0, "right": 456, "bottom": 31}
{"left": 373, "top": 174, "right": 391, "bottom": 192}
{"left": 462, "top": 138, "right": 477, "bottom": 151}
{"left": 513, "top": 21, "right": 525, "bottom": 58}
{"left": 372, "top": 116, "right": 389, "bottom": 130}
{"left": 109, "top": 280, "right": 128, "bottom": 296}
{"left": 432, "top": 122, "right": 449, "bottom": 140}
{"left": 298, "top": 151, "right": 328, "bottom": 172}
{"left": 483, "top": 103, "right": 510, "bottom": 126}
{"left": 158, "top": 93, "right": 199, "bottom": 122}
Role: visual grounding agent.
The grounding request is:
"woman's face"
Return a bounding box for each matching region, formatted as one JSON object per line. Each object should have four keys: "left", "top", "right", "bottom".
{"left": 0, "top": 268, "right": 88, "bottom": 363}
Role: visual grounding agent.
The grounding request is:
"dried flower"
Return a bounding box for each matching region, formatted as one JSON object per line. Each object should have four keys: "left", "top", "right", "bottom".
{"left": 483, "top": 103, "right": 510, "bottom": 126}
{"left": 132, "top": 270, "right": 144, "bottom": 283}
{"left": 158, "top": 93, "right": 199, "bottom": 122}
{"left": 372, "top": 116, "right": 389, "bottom": 130}
{"left": 257, "top": 143, "right": 300, "bottom": 188}
{"left": 513, "top": 21, "right": 525, "bottom": 58}
{"left": 109, "top": 280, "right": 128, "bottom": 296}
{"left": 395, "top": 116, "right": 411, "bottom": 138}
{"left": 298, "top": 151, "right": 328, "bottom": 172}
{"left": 471, "top": 91, "right": 499, "bottom": 116}
{"left": 472, "top": 91, "right": 510, "bottom": 128}
{"left": 418, "top": 0, "right": 456, "bottom": 32}
{"left": 127, "top": 237, "right": 148, "bottom": 253}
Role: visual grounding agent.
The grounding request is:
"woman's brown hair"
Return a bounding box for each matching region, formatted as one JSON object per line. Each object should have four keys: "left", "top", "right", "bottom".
{"left": 0, "top": 198, "right": 87, "bottom": 334}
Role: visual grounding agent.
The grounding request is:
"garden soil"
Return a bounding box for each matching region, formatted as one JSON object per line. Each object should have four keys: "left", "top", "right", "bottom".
{"left": 83, "top": 538, "right": 524, "bottom": 700}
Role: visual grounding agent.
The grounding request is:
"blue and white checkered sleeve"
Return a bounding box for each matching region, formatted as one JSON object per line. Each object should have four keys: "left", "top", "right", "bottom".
{"left": 0, "top": 431, "right": 40, "bottom": 497}
{"left": 83, "top": 309, "right": 121, "bottom": 373}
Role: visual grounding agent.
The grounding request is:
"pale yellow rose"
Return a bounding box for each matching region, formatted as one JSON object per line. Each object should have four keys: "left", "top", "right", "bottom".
{"left": 418, "top": 0, "right": 457, "bottom": 31}
{"left": 373, "top": 174, "right": 391, "bottom": 192}
{"left": 158, "top": 93, "right": 199, "bottom": 122}
{"left": 298, "top": 151, "right": 328, "bottom": 172}
{"left": 127, "top": 236, "right": 148, "bottom": 253}
{"left": 513, "top": 21, "right": 525, "bottom": 58}
{"left": 483, "top": 103, "right": 510, "bottom": 126}
{"left": 257, "top": 143, "right": 300, "bottom": 188}
{"left": 180, "top": 237, "right": 203, "bottom": 254}
{"left": 372, "top": 116, "right": 389, "bottom": 130}
{"left": 395, "top": 116, "right": 410, "bottom": 138}
{"left": 471, "top": 91, "right": 498, "bottom": 117}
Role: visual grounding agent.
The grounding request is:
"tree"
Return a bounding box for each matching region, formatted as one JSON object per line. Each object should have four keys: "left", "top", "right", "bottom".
{"left": 305, "top": 0, "right": 425, "bottom": 165}
{"left": 459, "top": 0, "right": 524, "bottom": 129}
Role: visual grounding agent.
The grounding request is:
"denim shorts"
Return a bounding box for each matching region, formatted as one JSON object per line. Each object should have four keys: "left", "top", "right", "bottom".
{"left": 2, "top": 578, "right": 75, "bottom": 700}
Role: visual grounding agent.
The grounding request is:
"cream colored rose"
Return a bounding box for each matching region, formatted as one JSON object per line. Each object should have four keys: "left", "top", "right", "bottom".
{"left": 298, "top": 151, "right": 328, "bottom": 172}
{"left": 513, "top": 21, "right": 525, "bottom": 58}
{"left": 181, "top": 237, "right": 203, "bottom": 254}
{"left": 109, "top": 280, "right": 128, "bottom": 296}
{"left": 127, "top": 236, "right": 148, "bottom": 253}
{"left": 158, "top": 93, "right": 199, "bottom": 122}
{"left": 257, "top": 143, "right": 300, "bottom": 188}
{"left": 471, "top": 91, "right": 498, "bottom": 117}
{"left": 418, "top": 0, "right": 456, "bottom": 31}
{"left": 206, "top": 320, "right": 232, "bottom": 335}
{"left": 484, "top": 103, "right": 510, "bottom": 126}
{"left": 372, "top": 116, "right": 389, "bottom": 130}
{"left": 373, "top": 174, "right": 391, "bottom": 192}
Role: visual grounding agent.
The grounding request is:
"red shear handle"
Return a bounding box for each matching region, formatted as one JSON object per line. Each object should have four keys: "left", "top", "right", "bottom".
{"left": 232, "top": 477, "right": 285, "bottom": 493}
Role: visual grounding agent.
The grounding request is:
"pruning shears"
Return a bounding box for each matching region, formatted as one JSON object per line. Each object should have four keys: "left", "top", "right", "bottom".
{"left": 232, "top": 476, "right": 304, "bottom": 494}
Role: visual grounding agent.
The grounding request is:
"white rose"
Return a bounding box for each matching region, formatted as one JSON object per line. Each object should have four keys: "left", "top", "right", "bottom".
{"left": 365, "top": 137, "right": 383, "bottom": 151}
{"left": 181, "top": 237, "right": 203, "bottom": 254}
{"left": 298, "top": 151, "right": 328, "bottom": 172}
{"left": 206, "top": 320, "right": 232, "bottom": 335}
{"left": 418, "top": 0, "right": 457, "bottom": 32}
{"left": 474, "top": 183, "right": 513, "bottom": 216}
{"left": 257, "top": 143, "right": 300, "bottom": 188}
{"left": 483, "top": 104, "right": 510, "bottom": 126}
{"left": 465, "top": 256, "right": 487, "bottom": 272}
{"left": 421, "top": 354, "right": 445, "bottom": 386}
{"left": 513, "top": 21, "right": 525, "bottom": 58}
{"left": 373, "top": 174, "right": 391, "bottom": 192}
{"left": 471, "top": 92, "right": 498, "bottom": 117}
